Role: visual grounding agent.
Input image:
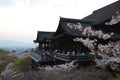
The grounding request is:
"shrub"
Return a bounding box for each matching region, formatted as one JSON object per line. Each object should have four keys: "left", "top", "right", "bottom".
{"left": 0, "top": 62, "right": 7, "bottom": 73}
{"left": 14, "top": 56, "right": 32, "bottom": 72}
{"left": 116, "top": 74, "right": 120, "bottom": 80}
{"left": 0, "top": 49, "right": 17, "bottom": 73}
{"left": 0, "top": 49, "right": 10, "bottom": 54}
{"left": 12, "top": 66, "right": 115, "bottom": 80}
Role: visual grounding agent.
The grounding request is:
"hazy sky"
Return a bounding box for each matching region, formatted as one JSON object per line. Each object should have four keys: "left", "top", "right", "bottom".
{"left": 0, "top": 0, "right": 118, "bottom": 43}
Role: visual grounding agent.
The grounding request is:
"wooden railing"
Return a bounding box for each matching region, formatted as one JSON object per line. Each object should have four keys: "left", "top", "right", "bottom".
{"left": 54, "top": 53, "right": 91, "bottom": 62}
{"left": 54, "top": 53, "right": 70, "bottom": 59}
{"left": 29, "top": 51, "right": 92, "bottom": 62}
{"left": 29, "top": 51, "right": 53, "bottom": 62}
{"left": 29, "top": 52, "right": 41, "bottom": 62}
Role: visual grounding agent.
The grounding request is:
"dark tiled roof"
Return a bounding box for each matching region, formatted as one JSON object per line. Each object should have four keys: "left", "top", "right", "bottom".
{"left": 34, "top": 31, "right": 55, "bottom": 43}
{"left": 60, "top": 17, "right": 95, "bottom": 23}
{"left": 53, "top": 17, "right": 93, "bottom": 37}
{"left": 93, "top": 22, "right": 120, "bottom": 39}
{"left": 54, "top": 17, "right": 120, "bottom": 40}
{"left": 83, "top": 0, "right": 120, "bottom": 25}
{"left": 83, "top": 0, "right": 120, "bottom": 39}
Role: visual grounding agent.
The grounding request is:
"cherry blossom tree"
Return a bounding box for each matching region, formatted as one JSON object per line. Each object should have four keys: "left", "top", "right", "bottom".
{"left": 67, "top": 18, "right": 120, "bottom": 71}
{"left": 105, "top": 11, "right": 120, "bottom": 25}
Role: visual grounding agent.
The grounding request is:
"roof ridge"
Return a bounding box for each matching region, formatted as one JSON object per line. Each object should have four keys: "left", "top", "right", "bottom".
{"left": 60, "top": 17, "right": 94, "bottom": 23}
{"left": 38, "top": 31, "right": 55, "bottom": 33}
{"left": 93, "top": 0, "right": 120, "bottom": 14}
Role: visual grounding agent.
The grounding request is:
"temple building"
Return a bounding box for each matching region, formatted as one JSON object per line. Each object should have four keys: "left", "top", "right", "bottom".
{"left": 51, "top": 17, "right": 94, "bottom": 62}
{"left": 52, "top": 17, "right": 93, "bottom": 53}
{"left": 34, "top": 31, "right": 55, "bottom": 51}
{"left": 30, "top": 17, "right": 94, "bottom": 65}
{"left": 30, "top": 0, "right": 120, "bottom": 67}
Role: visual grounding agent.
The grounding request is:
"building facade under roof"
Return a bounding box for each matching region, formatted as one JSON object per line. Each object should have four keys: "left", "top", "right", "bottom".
{"left": 52, "top": 17, "right": 94, "bottom": 52}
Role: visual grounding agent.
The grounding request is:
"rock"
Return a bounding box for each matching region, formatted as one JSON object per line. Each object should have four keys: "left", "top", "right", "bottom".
{"left": 0, "top": 63, "right": 23, "bottom": 80}
{"left": 1, "top": 63, "right": 14, "bottom": 77}
{"left": 109, "top": 62, "right": 120, "bottom": 73}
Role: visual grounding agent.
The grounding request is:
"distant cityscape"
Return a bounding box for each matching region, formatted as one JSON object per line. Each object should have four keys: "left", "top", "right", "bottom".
{"left": 0, "top": 40, "right": 36, "bottom": 53}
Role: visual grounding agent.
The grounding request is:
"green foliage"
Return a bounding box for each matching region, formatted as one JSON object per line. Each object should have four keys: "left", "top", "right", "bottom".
{"left": 14, "top": 56, "right": 32, "bottom": 72}
{"left": 0, "top": 58, "right": 16, "bottom": 73}
{"left": 0, "top": 49, "right": 17, "bottom": 73}
{"left": 116, "top": 74, "right": 120, "bottom": 80}
{"left": 0, "top": 54, "right": 16, "bottom": 62}
{"left": 0, "top": 61, "right": 7, "bottom": 73}
{"left": 0, "top": 49, "right": 10, "bottom": 54}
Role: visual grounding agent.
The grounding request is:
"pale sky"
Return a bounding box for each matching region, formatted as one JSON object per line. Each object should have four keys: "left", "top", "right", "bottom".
{"left": 0, "top": 0, "right": 118, "bottom": 43}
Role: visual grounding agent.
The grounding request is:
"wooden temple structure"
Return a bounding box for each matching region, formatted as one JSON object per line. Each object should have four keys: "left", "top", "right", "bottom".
{"left": 83, "top": 0, "right": 120, "bottom": 41}
{"left": 34, "top": 31, "right": 55, "bottom": 51}
{"left": 30, "top": 17, "right": 94, "bottom": 68}
{"left": 30, "top": 31, "right": 55, "bottom": 68}
{"left": 30, "top": 0, "right": 120, "bottom": 67}
{"left": 52, "top": 17, "right": 93, "bottom": 62}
